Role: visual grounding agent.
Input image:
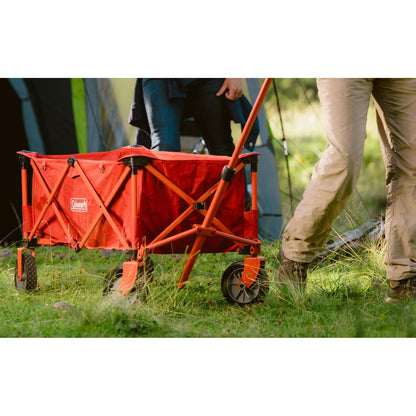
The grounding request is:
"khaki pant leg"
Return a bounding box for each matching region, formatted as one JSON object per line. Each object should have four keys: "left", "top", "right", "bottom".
{"left": 372, "top": 78, "right": 416, "bottom": 281}
{"left": 282, "top": 78, "right": 373, "bottom": 263}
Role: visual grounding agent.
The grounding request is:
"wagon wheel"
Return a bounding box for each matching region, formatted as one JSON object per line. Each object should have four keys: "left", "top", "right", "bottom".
{"left": 221, "top": 261, "right": 269, "bottom": 305}
{"left": 103, "top": 265, "right": 124, "bottom": 296}
{"left": 103, "top": 257, "right": 154, "bottom": 301}
{"left": 14, "top": 251, "right": 38, "bottom": 292}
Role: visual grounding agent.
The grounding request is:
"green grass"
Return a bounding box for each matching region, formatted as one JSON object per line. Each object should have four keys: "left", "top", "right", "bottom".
{"left": 1, "top": 237, "right": 415, "bottom": 338}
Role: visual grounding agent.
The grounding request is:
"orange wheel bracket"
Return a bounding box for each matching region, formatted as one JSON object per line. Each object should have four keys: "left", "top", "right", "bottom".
{"left": 117, "top": 261, "right": 140, "bottom": 296}
{"left": 116, "top": 256, "right": 154, "bottom": 297}
{"left": 241, "top": 256, "right": 265, "bottom": 288}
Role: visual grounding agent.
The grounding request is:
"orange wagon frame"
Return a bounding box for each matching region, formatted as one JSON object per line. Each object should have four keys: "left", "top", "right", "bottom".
{"left": 16, "top": 78, "right": 273, "bottom": 305}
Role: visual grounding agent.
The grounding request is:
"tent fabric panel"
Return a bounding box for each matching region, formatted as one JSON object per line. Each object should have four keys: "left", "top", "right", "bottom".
{"left": 246, "top": 78, "right": 270, "bottom": 147}
{"left": 245, "top": 78, "right": 283, "bottom": 238}
{"left": 70, "top": 78, "right": 88, "bottom": 153}
{"left": 83, "top": 78, "right": 102, "bottom": 153}
{"left": 83, "top": 78, "right": 129, "bottom": 152}
{"left": 0, "top": 79, "right": 31, "bottom": 242}
{"left": 24, "top": 79, "right": 79, "bottom": 154}
{"left": 108, "top": 78, "right": 137, "bottom": 145}
{"left": 255, "top": 142, "right": 283, "bottom": 240}
{"left": 8, "top": 78, "right": 45, "bottom": 153}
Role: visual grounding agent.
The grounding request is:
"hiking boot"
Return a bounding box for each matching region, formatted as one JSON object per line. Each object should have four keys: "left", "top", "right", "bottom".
{"left": 385, "top": 279, "right": 410, "bottom": 303}
{"left": 276, "top": 250, "right": 308, "bottom": 291}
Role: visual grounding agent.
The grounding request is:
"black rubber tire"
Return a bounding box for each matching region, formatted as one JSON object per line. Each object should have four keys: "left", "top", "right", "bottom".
{"left": 103, "top": 265, "right": 124, "bottom": 296}
{"left": 103, "top": 258, "right": 154, "bottom": 298}
{"left": 221, "top": 261, "right": 269, "bottom": 305}
{"left": 14, "top": 251, "right": 38, "bottom": 292}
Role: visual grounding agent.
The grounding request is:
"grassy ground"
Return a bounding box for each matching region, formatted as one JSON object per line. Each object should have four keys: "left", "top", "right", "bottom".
{"left": 2, "top": 236, "right": 416, "bottom": 338}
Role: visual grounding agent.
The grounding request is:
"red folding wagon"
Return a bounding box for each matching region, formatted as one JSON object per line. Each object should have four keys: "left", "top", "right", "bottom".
{"left": 15, "top": 79, "right": 272, "bottom": 305}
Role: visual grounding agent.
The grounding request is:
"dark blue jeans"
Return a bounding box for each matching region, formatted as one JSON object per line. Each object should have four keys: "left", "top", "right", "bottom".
{"left": 142, "top": 78, "right": 235, "bottom": 156}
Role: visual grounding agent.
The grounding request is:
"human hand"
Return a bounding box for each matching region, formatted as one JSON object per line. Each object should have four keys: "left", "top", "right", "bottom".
{"left": 216, "top": 78, "right": 243, "bottom": 101}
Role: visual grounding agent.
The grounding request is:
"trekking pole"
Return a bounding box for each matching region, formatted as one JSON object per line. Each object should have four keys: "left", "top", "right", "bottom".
{"left": 177, "top": 78, "right": 273, "bottom": 288}
{"left": 272, "top": 79, "right": 294, "bottom": 216}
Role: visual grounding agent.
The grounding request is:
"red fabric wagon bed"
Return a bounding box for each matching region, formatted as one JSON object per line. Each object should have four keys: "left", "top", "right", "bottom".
{"left": 18, "top": 146, "right": 258, "bottom": 255}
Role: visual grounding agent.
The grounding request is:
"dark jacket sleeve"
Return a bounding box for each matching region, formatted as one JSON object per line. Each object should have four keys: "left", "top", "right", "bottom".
{"left": 128, "top": 79, "right": 150, "bottom": 132}
{"left": 227, "top": 95, "right": 260, "bottom": 152}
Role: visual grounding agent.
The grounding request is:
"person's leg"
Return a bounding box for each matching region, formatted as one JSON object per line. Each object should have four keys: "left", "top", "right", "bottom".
{"left": 187, "top": 79, "right": 235, "bottom": 156}
{"left": 142, "top": 79, "right": 184, "bottom": 151}
{"left": 372, "top": 78, "right": 416, "bottom": 296}
{"left": 281, "top": 78, "right": 373, "bottom": 266}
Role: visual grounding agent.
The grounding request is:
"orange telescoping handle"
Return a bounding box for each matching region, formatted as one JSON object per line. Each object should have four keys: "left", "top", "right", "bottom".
{"left": 177, "top": 78, "right": 273, "bottom": 288}
{"left": 202, "top": 77, "right": 273, "bottom": 225}
{"left": 228, "top": 78, "right": 273, "bottom": 170}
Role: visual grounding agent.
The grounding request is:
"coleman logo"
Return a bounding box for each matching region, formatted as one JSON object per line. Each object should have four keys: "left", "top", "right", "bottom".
{"left": 70, "top": 198, "right": 88, "bottom": 212}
